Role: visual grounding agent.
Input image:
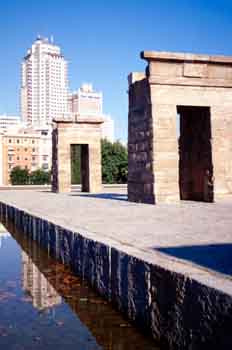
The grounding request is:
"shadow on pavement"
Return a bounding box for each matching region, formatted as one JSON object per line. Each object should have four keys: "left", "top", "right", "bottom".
{"left": 155, "top": 243, "right": 232, "bottom": 276}
{"left": 71, "top": 192, "right": 128, "bottom": 202}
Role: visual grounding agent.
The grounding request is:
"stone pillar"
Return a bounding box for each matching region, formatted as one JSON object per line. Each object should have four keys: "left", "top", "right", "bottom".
{"left": 51, "top": 128, "right": 58, "bottom": 192}
{"left": 52, "top": 124, "right": 71, "bottom": 193}
{"left": 211, "top": 106, "right": 232, "bottom": 198}
{"left": 88, "top": 141, "right": 102, "bottom": 193}
{"left": 151, "top": 102, "right": 179, "bottom": 203}
{"left": 127, "top": 73, "right": 155, "bottom": 204}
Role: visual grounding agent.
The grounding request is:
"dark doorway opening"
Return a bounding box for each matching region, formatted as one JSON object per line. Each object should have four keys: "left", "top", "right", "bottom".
{"left": 71, "top": 144, "right": 90, "bottom": 192}
{"left": 177, "top": 106, "right": 213, "bottom": 202}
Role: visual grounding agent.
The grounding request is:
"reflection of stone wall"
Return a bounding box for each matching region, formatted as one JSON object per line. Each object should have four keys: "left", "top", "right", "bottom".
{"left": 22, "top": 251, "right": 61, "bottom": 310}
{"left": 128, "top": 51, "right": 232, "bottom": 204}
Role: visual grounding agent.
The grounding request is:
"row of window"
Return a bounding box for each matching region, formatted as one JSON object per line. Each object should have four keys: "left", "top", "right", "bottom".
{"left": 8, "top": 160, "right": 38, "bottom": 170}
{"left": 8, "top": 155, "right": 37, "bottom": 161}
{"left": 8, "top": 139, "right": 36, "bottom": 145}
{"left": 9, "top": 154, "right": 47, "bottom": 160}
{"left": 8, "top": 147, "right": 37, "bottom": 153}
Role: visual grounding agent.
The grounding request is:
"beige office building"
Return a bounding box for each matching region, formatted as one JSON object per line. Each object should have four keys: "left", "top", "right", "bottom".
{"left": 69, "top": 83, "right": 114, "bottom": 142}
{"left": 0, "top": 127, "right": 51, "bottom": 185}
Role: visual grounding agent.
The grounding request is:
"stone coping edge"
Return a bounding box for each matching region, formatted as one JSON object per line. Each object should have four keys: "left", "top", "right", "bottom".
{"left": 0, "top": 201, "right": 231, "bottom": 349}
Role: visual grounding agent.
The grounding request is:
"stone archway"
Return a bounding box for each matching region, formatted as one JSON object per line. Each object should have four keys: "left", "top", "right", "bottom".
{"left": 52, "top": 117, "right": 104, "bottom": 193}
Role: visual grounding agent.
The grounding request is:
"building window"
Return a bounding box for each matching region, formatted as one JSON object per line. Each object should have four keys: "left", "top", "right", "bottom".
{"left": 17, "top": 139, "right": 20, "bottom": 144}
{"left": 42, "top": 163, "right": 49, "bottom": 170}
{"left": 32, "top": 148, "right": 35, "bottom": 153}
{"left": 17, "top": 156, "right": 20, "bottom": 161}
{"left": 8, "top": 156, "right": 12, "bottom": 161}
{"left": 25, "top": 148, "right": 28, "bottom": 152}
{"left": 25, "top": 158, "right": 28, "bottom": 161}
{"left": 32, "top": 140, "right": 35, "bottom": 144}
{"left": 9, "top": 139, "right": 11, "bottom": 143}
{"left": 32, "top": 156, "right": 36, "bottom": 161}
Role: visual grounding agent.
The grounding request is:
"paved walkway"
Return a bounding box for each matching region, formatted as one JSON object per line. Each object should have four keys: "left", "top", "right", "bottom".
{"left": 0, "top": 188, "right": 232, "bottom": 296}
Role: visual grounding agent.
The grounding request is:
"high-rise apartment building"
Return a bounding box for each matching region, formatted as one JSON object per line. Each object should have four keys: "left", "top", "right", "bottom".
{"left": 21, "top": 37, "right": 69, "bottom": 127}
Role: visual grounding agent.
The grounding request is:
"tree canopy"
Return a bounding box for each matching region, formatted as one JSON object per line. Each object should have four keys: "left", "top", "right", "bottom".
{"left": 10, "top": 166, "right": 30, "bottom": 185}
{"left": 10, "top": 167, "right": 51, "bottom": 185}
{"left": 30, "top": 169, "right": 51, "bottom": 185}
{"left": 101, "top": 139, "right": 128, "bottom": 184}
{"left": 71, "top": 144, "right": 81, "bottom": 184}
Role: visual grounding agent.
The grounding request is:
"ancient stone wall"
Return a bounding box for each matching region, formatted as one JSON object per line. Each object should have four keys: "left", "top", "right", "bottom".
{"left": 128, "top": 75, "right": 155, "bottom": 203}
{"left": 128, "top": 51, "right": 232, "bottom": 204}
{"left": 51, "top": 127, "right": 58, "bottom": 192}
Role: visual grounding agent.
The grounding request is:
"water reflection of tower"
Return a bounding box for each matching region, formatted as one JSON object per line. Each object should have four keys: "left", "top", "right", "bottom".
{"left": 0, "top": 224, "right": 10, "bottom": 248}
{"left": 22, "top": 251, "right": 61, "bottom": 311}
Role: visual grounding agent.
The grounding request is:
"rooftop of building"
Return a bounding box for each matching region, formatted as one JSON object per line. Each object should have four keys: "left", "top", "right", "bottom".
{"left": 0, "top": 114, "right": 21, "bottom": 120}
{"left": 71, "top": 83, "right": 102, "bottom": 96}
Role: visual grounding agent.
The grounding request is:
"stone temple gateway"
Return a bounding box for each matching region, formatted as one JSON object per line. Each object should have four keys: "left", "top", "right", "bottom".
{"left": 128, "top": 51, "right": 232, "bottom": 204}
{"left": 52, "top": 116, "right": 104, "bottom": 193}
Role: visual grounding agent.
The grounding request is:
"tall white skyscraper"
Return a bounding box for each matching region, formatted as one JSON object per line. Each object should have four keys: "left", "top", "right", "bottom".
{"left": 21, "top": 36, "right": 69, "bottom": 127}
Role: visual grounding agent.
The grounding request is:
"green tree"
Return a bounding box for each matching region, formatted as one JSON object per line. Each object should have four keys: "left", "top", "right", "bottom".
{"left": 30, "top": 169, "right": 51, "bottom": 185}
{"left": 101, "top": 139, "right": 128, "bottom": 184}
{"left": 71, "top": 145, "right": 81, "bottom": 184}
{"left": 10, "top": 166, "right": 30, "bottom": 185}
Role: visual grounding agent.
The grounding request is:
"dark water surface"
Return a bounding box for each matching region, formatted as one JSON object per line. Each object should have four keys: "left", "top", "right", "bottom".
{"left": 0, "top": 222, "right": 158, "bottom": 350}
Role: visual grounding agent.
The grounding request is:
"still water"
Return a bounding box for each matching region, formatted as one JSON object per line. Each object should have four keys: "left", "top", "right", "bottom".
{"left": 0, "top": 222, "right": 159, "bottom": 350}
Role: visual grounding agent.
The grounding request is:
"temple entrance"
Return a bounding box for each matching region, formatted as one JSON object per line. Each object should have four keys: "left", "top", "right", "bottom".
{"left": 52, "top": 118, "right": 103, "bottom": 194}
{"left": 177, "top": 106, "right": 213, "bottom": 202}
{"left": 71, "top": 144, "right": 90, "bottom": 192}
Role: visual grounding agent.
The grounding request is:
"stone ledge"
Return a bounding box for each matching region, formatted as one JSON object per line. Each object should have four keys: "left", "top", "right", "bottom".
{"left": 141, "top": 51, "right": 232, "bottom": 64}
{"left": 0, "top": 192, "right": 232, "bottom": 349}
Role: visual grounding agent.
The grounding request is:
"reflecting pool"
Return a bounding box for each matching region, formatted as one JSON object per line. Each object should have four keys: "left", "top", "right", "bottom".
{"left": 0, "top": 222, "right": 159, "bottom": 350}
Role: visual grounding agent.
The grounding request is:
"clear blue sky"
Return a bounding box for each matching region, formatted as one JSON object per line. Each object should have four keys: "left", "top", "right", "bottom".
{"left": 1, "top": 0, "right": 232, "bottom": 141}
